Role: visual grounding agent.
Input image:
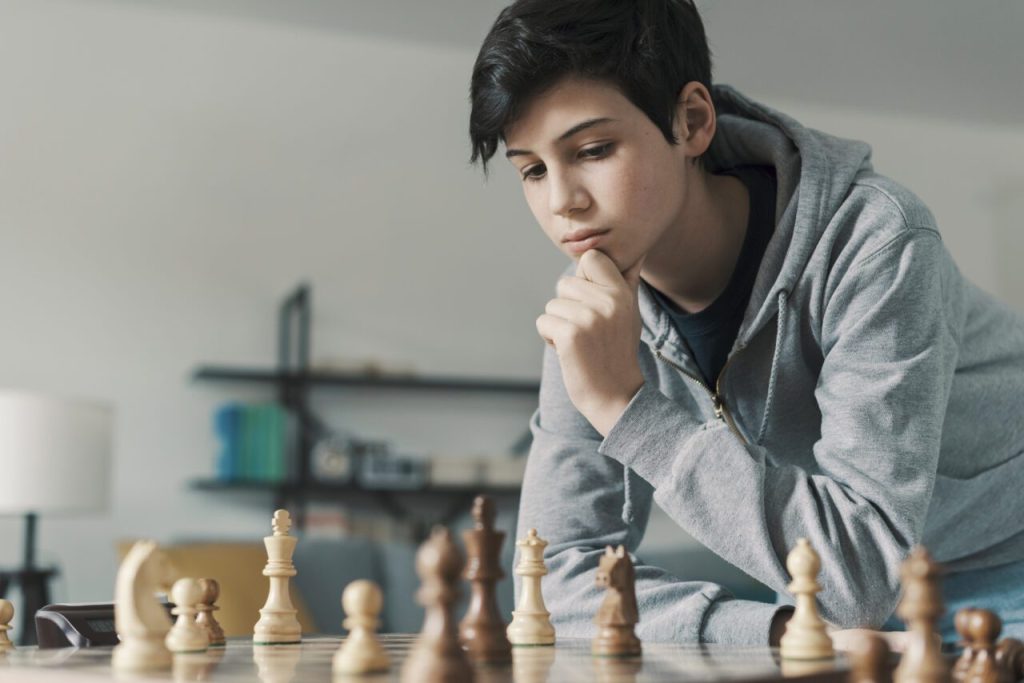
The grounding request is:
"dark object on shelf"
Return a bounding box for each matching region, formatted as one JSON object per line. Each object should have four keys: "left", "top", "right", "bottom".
{"left": 357, "top": 449, "right": 428, "bottom": 491}
{"left": 310, "top": 435, "right": 354, "bottom": 483}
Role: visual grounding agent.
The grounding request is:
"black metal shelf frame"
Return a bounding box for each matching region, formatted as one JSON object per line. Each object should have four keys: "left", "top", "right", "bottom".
{"left": 191, "top": 284, "right": 536, "bottom": 533}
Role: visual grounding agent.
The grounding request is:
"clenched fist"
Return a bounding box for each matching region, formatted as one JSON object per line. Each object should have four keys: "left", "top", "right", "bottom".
{"left": 536, "top": 249, "right": 646, "bottom": 436}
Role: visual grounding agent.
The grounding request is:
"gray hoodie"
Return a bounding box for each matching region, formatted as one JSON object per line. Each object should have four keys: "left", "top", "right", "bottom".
{"left": 515, "top": 84, "right": 1024, "bottom": 646}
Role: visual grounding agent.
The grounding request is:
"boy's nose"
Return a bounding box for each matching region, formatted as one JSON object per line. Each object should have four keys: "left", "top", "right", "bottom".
{"left": 549, "top": 173, "right": 589, "bottom": 219}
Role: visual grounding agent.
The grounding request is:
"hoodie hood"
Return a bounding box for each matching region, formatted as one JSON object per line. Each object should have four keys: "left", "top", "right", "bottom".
{"left": 638, "top": 84, "right": 874, "bottom": 347}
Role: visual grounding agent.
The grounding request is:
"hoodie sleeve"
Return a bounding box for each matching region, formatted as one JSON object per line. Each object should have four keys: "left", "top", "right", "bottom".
{"left": 516, "top": 343, "right": 787, "bottom": 646}
{"left": 598, "top": 227, "right": 960, "bottom": 629}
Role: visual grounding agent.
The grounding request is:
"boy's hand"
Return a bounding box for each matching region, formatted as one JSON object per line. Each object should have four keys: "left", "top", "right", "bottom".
{"left": 536, "top": 249, "right": 646, "bottom": 436}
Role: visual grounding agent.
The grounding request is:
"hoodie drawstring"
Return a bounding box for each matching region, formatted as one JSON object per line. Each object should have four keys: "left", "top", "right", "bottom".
{"left": 622, "top": 465, "right": 635, "bottom": 525}
{"left": 756, "top": 290, "right": 789, "bottom": 444}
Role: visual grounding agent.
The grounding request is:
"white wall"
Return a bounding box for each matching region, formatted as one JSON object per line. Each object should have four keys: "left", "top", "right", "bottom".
{"left": 0, "top": 0, "right": 560, "bottom": 625}
{"left": 1, "top": 0, "right": 1023, "bottom": 634}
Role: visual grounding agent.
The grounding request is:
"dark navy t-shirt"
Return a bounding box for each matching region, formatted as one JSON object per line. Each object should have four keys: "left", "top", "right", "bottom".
{"left": 652, "top": 165, "right": 777, "bottom": 387}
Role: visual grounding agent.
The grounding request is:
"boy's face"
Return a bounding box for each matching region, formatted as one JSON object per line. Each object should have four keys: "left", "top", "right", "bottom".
{"left": 504, "top": 77, "right": 692, "bottom": 274}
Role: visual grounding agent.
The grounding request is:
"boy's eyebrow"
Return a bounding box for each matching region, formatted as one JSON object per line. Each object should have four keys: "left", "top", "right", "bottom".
{"left": 505, "top": 117, "right": 616, "bottom": 158}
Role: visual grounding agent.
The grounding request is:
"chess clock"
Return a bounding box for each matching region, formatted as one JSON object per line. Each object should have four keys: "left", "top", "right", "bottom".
{"left": 35, "top": 602, "right": 173, "bottom": 648}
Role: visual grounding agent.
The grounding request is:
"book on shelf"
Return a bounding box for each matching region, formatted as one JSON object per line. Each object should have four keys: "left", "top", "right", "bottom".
{"left": 213, "top": 401, "right": 289, "bottom": 482}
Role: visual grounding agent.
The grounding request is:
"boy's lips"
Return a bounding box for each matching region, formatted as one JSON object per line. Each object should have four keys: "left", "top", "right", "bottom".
{"left": 563, "top": 228, "right": 610, "bottom": 255}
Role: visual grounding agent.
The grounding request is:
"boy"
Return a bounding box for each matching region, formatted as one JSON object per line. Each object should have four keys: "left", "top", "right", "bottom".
{"left": 468, "top": 0, "right": 1024, "bottom": 646}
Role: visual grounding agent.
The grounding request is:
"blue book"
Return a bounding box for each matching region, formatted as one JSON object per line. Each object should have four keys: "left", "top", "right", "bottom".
{"left": 213, "top": 403, "right": 242, "bottom": 481}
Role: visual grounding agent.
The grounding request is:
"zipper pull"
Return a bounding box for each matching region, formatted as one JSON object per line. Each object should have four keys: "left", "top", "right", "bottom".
{"left": 712, "top": 394, "right": 725, "bottom": 420}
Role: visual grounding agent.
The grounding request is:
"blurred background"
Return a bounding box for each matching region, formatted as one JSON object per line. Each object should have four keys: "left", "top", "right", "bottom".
{"left": 1, "top": 0, "right": 1022, "bottom": 643}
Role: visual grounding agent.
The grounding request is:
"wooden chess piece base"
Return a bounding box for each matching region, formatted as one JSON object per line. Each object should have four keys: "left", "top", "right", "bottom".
{"left": 401, "top": 641, "right": 474, "bottom": 683}
{"left": 253, "top": 608, "right": 302, "bottom": 645}
{"left": 592, "top": 624, "right": 642, "bottom": 657}
{"left": 779, "top": 620, "right": 835, "bottom": 661}
{"left": 112, "top": 636, "right": 172, "bottom": 671}
{"left": 461, "top": 619, "right": 512, "bottom": 664}
{"left": 333, "top": 632, "right": 390, "bottom": 675}
{"left": 507, "top": 610, "right": 556, "bottom": 647}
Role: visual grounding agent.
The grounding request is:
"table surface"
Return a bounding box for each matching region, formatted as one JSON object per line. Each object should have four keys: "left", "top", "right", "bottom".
{"left": 0, "top": 635, "right": 852, "bottom": 682}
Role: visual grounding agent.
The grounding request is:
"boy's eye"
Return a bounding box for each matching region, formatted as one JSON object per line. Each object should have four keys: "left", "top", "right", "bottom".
{"left": 521, "top": 163, "right": 546, "bottom": 182}
{"left": 579, "top": 142, "right": 613, "bottom": 159}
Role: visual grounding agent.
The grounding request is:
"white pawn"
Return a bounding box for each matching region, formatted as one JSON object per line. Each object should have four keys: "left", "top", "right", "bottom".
{"left": 254, "top": 509, "right": 302, "bottom": 645}
{"left": 507, "top": 528, "right": 555, "bottom": 646}
{"left": 165, "top": 578, "right": 210, "bottom": 653}
{"left": 780, "top": 538, "right": 834, "bottom": 660}
{"left": 0, "top": 599, "right": 14, "bottom": 651}
{"left": 333, "top": 580, "right": 390, "bottom": 675}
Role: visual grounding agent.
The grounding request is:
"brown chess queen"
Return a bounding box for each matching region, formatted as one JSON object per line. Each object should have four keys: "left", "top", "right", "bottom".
{"left": 592, "top": 545, "right": 642, "bottom": 657}
{"left": 459, "top": 495, "right": 512, "bottom": 664}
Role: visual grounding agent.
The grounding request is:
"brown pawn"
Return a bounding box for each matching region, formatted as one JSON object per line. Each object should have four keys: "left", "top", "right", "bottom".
{"left": 964, "top": 609, "right": 1011, "bottom": 683}
{"left": 954, "top": 608, "right": 981, "bottom": 683}
{"left": 195, "top": 578, "right": 226, "bottom": 647}
{"left": 848, "top": 632, "right": 894, "bottom": 683}
{"left": 592, "top": 545, "right": 641, "bottom": 657}
{"left": 994, "top": 638, "right": 1024, "bottom": 683}
{"left": 893, "top": 546, "right": 951, "bottom": 683}
{"left": 459, "top": 496, "right": 512, "bottom": 664}
{"left": 401, "top": 526, "right": 474, "bottom": 683}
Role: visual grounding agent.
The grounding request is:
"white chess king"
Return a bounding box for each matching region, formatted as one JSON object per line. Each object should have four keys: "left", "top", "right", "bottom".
{"left": 253, "top": 509, "right": 302, "bottom": 645}
{"left": 507, "top": 528, "right": 556, "bottom": 646}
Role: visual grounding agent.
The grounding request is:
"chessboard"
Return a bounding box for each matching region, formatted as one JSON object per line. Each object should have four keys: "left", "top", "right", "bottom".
{"left": 0, "top": 635, "right": 852, "bottom": 682}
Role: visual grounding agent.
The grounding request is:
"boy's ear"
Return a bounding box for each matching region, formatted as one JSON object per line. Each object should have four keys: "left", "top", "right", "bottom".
{"left": 673, "top": 81, "right": 716, "bottom": 161}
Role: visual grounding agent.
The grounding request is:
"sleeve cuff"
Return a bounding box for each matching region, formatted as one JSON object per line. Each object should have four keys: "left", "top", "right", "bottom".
{"left": 701, "top": 599, "right": 789, "bottom": 646}
{"left": 597, "top": 382, "right": 703, "bottom": 486}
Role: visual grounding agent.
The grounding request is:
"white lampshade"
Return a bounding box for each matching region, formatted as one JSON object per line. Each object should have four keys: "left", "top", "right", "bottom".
{"left": 0, "top": 390, "right": 113, "bottom": 515}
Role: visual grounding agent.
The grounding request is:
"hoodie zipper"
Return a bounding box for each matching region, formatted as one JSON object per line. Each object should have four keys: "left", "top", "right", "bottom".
{"left": 655, "top": 349, "right": 748, "bottom": 445}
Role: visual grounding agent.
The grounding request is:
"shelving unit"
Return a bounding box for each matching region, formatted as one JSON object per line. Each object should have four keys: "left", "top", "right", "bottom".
{"left": 189, "top": 284, "right": 538, "bottom": 534}
{"left": 192, "top": 366, "right": 539, "bottom": 394}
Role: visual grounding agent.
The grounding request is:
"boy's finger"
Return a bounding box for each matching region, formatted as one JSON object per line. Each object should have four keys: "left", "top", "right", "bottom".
{"left": 575, "top": 249, "right": 622, "bottom": 287}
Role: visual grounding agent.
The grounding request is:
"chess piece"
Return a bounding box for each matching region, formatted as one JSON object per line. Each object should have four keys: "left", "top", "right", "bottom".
{"left": 592, "top": 545, "right": 641, "bottom": 657}
{"left": 333, "top": 579, "right": 390, "bottom": 675}
{"left": 954, "top": 608, "right": 980, "bottom": 683}
{"left": 893, "top": 546, "right": 951, "bottom": 683}
{"left": 962, "top": 609, "right": 1010, "bottom": 683}
{"left": 400, "top": 526, "right": 474, "bottom": 683}
{"left": 507, "top": 528, "right": 556, "bottom": 647}
{"left": 994, "top": 638, "right": 1024, "bottom": 683}
{"left": 165, "top": 578, "right": 209, "bottom": 653}
{"left": 112, "top": 539, "right": 179, "bottom": 671}
{"left": 253, "top": 509, "right": 302, "bottom": 645}
{"left": 848, "top": 632, "right": 893, "bottom": 683}
{"left": 459, "top": 495, "right": 512, "bottom": 663}
{"left": 0, "top": 599, "right": 14, "bottom": 652}
{"left": 195, "top": 578, "right": 226, "bottom": 647}
{"left": 779, "top": 538, "right": 834, "bottom": 660}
